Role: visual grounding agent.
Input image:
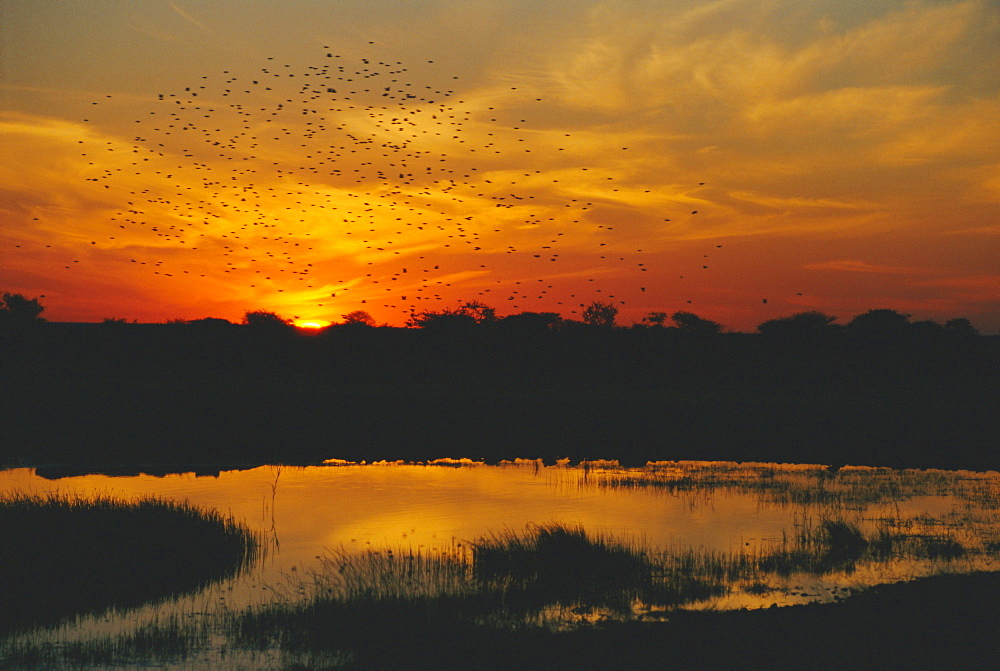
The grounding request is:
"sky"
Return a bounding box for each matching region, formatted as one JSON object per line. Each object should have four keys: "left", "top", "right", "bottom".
{"left": 2, "top": 0, "right": 998, "bottom": 331}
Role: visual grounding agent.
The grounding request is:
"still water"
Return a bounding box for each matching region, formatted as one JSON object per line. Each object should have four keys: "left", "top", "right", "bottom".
{"left": 3, "top": 462, "right": 798, "bottom": 602}
{"left": 2, "top": 460, "right": 998, "bottom": 657}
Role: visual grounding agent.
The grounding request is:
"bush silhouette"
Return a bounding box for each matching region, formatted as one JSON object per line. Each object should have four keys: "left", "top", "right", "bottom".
{"left": 582, "top": 300, "right": 618, "bottom": 328}
{"left": 242, "top": 310, "right": 292, "bottom": 329}
{"left": 0, "top": 292, "right": 46, "bottom": 324}
{"left": 671, "top": 311, "right": 721, "bottom": 334}
{"left": 846, "top": 309, "right": 912, "bottom": 340}
{"left": 758, "top": 311, "right": 838, "bottom": 339}
{"left": 341, "top": 310, "right": 376, "bottom": 326}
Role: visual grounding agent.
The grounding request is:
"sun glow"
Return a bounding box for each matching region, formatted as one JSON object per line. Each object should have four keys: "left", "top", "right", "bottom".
{"left": 295, "top": 320, "right": 330, "bottom": 330}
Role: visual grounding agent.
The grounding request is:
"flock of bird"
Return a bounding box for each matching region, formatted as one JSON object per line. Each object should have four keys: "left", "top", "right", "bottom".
{"left": 72, "top": 44, "right": 722, "bottom": 321}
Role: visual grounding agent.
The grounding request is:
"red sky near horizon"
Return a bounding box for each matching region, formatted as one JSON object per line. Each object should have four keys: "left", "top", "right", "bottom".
{"left": 2, "top": 1, "right": 998, "bottom": 332}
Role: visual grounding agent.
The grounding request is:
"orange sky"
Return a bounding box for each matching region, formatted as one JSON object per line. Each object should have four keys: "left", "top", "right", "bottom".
{"left": 2, "top": 0, "right": 998, "bottom": 331}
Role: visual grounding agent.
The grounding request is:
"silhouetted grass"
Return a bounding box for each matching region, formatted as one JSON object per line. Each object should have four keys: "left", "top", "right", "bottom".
{"left": 226, "top": 523, "right": 730, "bottom": 664}
{"left": 224, "top": 518, "right": 996, "bottom": 668}
{"left": 471, "top": 524, "right": 657, "bottom": 612}
{"left": 0, "top": 491, "right": 260, "bottom": 635}
{"left": 754, "top": 511, "right": 992, "bottom": 579}
{"left": 5, "top": 514, "right": 996, "bottom": 669}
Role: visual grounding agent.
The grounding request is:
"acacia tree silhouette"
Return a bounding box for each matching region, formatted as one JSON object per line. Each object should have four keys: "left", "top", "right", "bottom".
{"left": 0, "top": 293, "right": 46, "bottom": 324}
{"left": 459, "top": 300, "right": 498, "bottom": 325}
{"left": 407, "top": 300, "right": 497, "bottom": 330}
{"left": 341, "top": 310, "right": 376, "bottom": 326}
{"left": 407, "top": 309, "right": 478, "bottom": 331}
{"left": 581, "top": 301, "right": 618, "bottom": 328}
{"left": 641, "top": 311, "right": 668, "bottom": 327}
{"left": 242, "top": 310, "right": 292, "bottom": 329}
{"left": 671, "top": 311, "right": 721, "bottom": 334}
{"left": 758, "top": 311, "right": 838, "bottom": 338}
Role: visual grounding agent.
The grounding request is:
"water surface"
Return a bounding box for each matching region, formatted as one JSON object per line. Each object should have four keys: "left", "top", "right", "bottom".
{"left": 2, "top": 460, "right": 997, "bottom": 655}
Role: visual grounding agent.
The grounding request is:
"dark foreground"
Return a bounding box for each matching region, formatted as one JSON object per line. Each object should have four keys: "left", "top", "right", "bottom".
{"left": 3, "top": 322, "right": 998, "bottom": 471}
{"left": 2, "top": 322, "right": 997, "bottom": 669}
{"left": 402, "top": 572, "right": 1000, "bottom": 670}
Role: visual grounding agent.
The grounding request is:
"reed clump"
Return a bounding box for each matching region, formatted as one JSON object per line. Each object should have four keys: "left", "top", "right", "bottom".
{"left": 472, "top": 523, "right": 657, "bottom": 611}
{"left": 0, "top": 491, "right": 260, "bottom": 635}
{"left": 228, "top": 522, "right": 730, "bottom": 666}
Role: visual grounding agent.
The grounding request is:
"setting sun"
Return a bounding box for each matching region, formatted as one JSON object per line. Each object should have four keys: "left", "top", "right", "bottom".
{"left": 295, "top": 320, "right": 330, "bottom": 330}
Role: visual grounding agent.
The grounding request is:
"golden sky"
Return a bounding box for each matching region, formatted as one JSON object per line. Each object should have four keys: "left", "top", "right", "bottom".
{"left": 2, "top": 0, "right": 998, "bottom": 331}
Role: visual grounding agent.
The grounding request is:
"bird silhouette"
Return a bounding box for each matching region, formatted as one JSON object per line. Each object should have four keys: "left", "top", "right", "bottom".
{"left": 65, "top": 46, "right": 726, "bottom": 323}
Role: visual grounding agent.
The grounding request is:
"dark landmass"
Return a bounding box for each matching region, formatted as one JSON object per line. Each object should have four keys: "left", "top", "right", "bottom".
{"left": 435, "top": 571, "right": 1000, "bottom": 670}
{"left": 2, "top": 321, "right": 997, "bottom": 471}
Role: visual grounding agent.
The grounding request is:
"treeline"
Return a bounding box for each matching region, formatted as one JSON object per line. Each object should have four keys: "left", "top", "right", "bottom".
{"left": 2, "top": 293, "right": 997, "bottom": 471}
{"left": 1, "top": 292, "right": 987, "bottom": 339}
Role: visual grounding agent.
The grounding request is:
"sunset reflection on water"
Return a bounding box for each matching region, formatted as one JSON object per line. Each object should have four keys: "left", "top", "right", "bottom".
{"left": 0, "top": 462, "right": 796, "bottom": 575}
{"left": 2, "top": 460, "right": 997, "bottom": 619}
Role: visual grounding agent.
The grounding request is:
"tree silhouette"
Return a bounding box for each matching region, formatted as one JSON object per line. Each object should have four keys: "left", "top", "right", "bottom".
{"left": 242, "top": 310, "right": 291, "bottom": 329}
{"left": 758, "top": 311, "right": 838, "bottom": 339}
{"left": 407, "top": 308, "right": 478, "bottom": 331}
{"left": 459, "top": 300, "right": 498, "bottom": 325}
{"left": 641, "top": 311, "right": 668, "bottom": 327}
{"left": 581, "top": 301, "right": 618, "bottom": 328}
{"left": 671, "top": 311, "right": 722, "bottom": 335}
{"left": 944, "top": 317, "right": 979, "bottom": 337}
{"left": 341, "top": 310, "right": 376, "bottom": 326}
{"left": 1, "top": 293, "right": 46, "bottom": 324}
{"left": 846, "top": 309, "right": 911, "bottom": 339}
{"left": 408, "top": 300, "right": 498, "bottom": 330}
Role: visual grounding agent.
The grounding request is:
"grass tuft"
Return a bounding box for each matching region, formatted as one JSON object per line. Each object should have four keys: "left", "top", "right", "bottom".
{"left": 0, "top": 491, "right": 260, "bottom": 635}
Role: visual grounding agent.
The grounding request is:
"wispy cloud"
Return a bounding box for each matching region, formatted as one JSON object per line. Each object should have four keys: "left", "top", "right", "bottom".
{"left": 802, "top": 260, "right": 930, "bottom": 275}
{"left": 168, "top": 2, "right": 208, "bottom": 32}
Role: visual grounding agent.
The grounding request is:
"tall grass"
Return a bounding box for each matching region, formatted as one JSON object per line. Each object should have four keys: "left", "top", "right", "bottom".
{"left": 0, "top": 491, "right": 260, "bottom": 636}
{"left": 227, "top": 522, "right": 731, "bottom": 666}
{"left": 472, "top": 524, "right": 656, "bottom": 612}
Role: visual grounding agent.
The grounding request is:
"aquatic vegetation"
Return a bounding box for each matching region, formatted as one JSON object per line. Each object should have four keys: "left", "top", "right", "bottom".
{"left": 596, "top": 461, "right": 984, "bottom": 509}
{"left": 472, "top": 524, "right": 655, "bottom": 608}
{"left": 204, "top": 517, "right": 998, "bottom": 664}
{"left": 2, "top": 461, "right": 997, "bottom": 668}
{"left": 221, "top": 523, "right": 733, "bottom": 667}
{"left": 3, "top": 508, "right": 997, "bottom": 669}
{"left": 592, "top": 462, "right": 999, "bottom": 570}
{"left": 0, "top": 491, "right": 260, "bottom": 636}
